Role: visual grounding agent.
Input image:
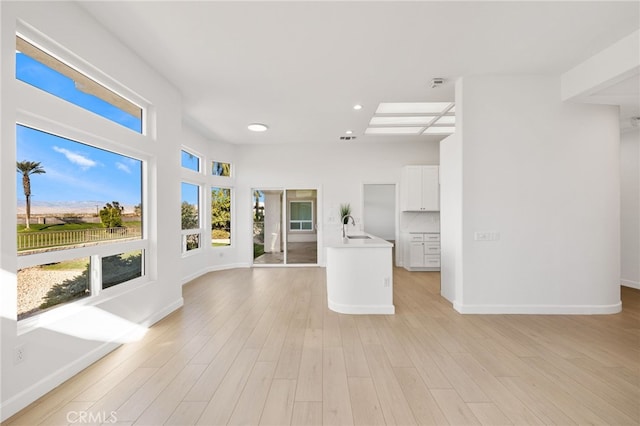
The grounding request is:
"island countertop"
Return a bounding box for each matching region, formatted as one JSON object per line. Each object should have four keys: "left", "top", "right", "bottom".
{"left": 326, "top": 232, "right": 395, "bottom": 314}
{"left": 325, "top": 233, "right": 394, "bottom": 248}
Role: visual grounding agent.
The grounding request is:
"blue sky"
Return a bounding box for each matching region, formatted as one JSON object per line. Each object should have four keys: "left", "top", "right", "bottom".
{"left": 15, "top": 50, "right": 143, "bottom": 208}
{"left": 16, "top": 52, "right": 142, "bottom": 132}
{"left": 16, "top": 125, "right": 142, "bottom": 206}
{"left": 181, "top": 182, "right": 199, "bottom": 207}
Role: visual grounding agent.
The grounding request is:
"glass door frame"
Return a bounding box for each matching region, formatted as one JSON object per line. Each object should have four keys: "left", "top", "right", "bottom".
{"left": 251, "top": 186, "right": 322, "bottom": 267}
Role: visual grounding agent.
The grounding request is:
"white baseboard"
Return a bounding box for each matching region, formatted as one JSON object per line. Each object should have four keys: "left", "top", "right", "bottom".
{"left": 0, "top": 297, "right": 183, "bottom": 422}
{"left": 327, "top": 299, "right": 395, "bottom": 315}
{"left": 453, "top": 301, "right": 622, "bottom": 315}
{"left": 621, "top": 279, "right": 640, "bottom": 290}
{"left": 144, "top": 298, "right": 184, "bottom": 326}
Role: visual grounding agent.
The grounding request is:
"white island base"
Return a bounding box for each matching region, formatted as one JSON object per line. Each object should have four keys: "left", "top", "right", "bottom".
{"left": 326, "top": 234, "right": 394, "bottom": 314}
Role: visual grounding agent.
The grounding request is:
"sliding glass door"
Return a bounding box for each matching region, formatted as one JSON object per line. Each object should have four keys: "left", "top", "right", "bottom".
{"left": 252, "top": 188, "right": 318, "bottom": 266}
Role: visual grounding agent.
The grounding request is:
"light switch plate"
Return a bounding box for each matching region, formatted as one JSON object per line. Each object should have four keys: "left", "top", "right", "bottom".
{"left": 474, "top": 231, "right": 500, "bottom": 241}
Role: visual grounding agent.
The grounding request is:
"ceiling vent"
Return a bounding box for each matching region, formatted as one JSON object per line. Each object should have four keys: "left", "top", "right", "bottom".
{"left": 430, "top": 78, "right": 445, "bottom": 88}
{"left": 340, "top": 136, "right": 356, "bottom": 140}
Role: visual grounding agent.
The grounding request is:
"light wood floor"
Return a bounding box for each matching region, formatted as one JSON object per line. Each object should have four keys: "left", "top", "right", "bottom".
{"left": 4, "top": 267, "right": 639, "bottom": 425}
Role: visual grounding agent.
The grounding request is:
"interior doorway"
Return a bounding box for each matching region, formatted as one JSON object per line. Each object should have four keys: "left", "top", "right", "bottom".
{"left": 252, "top": 188, "right": 318, "bottom": 266}
{"left": 363, "top": 183, "right": 397, "bottom": 263}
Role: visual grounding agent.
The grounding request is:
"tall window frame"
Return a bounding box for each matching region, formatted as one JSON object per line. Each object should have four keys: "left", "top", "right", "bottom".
{"left": 211, "top": 187, "right": 232, "bottom": 247}
{"left": 180, "top": 148, "right": 235, "bottom": 253}
{"left": 210, "top": 159, "right": 234, "bottom": 248}
{"left": 14, "top": 25, "right": 151, "bottom": 329}
{"left": 181, "top": 181, "right": 202, "bottom": 254}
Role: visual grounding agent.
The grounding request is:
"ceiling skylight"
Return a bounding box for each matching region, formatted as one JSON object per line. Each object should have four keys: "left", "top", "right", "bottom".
{"left": 375, "top": 102, "right": 453, "bottom": 114}
{"left": 423, "top": 126, "right": 455, "bottom": 134}
{"left": 365, "top": 102, "right": 455, "bottom": 136}
{"left": 432, "top": 115, "right": 455, "bottom": 125}
{"left": 369, "top": 116, "right": 436, "bottom": 126}
{"left": 365, "top": 127, "right": 424, "bottom": 135}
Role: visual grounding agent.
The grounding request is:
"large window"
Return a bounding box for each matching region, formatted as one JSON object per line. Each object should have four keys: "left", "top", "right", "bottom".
{"left": 16, "top": 125, "right": 145, "bottom": 319}
{"left": 289, "top": 201, "right": 314, "bottom": 231}
{"left": 15, "top": 30, "right": 148, "bottom": 323}
{"left": 16, "top": 36, "right": 143, "bottom": 133}
{"left": 211, "top": 187, "right": 231, "bottom": 247}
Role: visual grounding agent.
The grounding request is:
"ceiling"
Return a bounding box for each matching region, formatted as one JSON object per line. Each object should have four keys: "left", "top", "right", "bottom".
{"left": 79, "top": 1, "right": 640, "bottom": 145}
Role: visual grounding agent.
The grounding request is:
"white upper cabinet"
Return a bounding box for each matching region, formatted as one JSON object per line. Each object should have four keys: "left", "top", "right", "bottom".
{"left": 401, "top": 165, "right": 439, "bottom": 211}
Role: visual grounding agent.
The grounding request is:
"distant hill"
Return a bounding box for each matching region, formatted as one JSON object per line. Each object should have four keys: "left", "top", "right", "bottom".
{"left": 17, "top": 200, "right": 138, "bottom": 215}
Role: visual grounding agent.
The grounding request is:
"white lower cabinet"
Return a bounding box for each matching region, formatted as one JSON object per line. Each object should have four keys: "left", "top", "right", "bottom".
{"left": 405, "top": 232, "right": 440, "bottom": 271}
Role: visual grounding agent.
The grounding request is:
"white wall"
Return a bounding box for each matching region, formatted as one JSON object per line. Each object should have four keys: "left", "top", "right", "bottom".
{"left": 363, "top": 184, "right": 396, "bottom": 240}
{"left": 234, "top": 141, "right": 439, "bottom": 266}
{"left": 439, "top": 132, "right": 463, "bottom": 304}
{"left": 449, "top": 75, "right": 621, "bottom": 314}
{"left": 1, "top": 2, "right": 184, "bottom": 419}
{"left": 621, "top": 129, "right": 640, "bottom": 289}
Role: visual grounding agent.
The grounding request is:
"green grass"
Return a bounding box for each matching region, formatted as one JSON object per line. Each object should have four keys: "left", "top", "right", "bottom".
{"left": 17, "top": 221, "right": 141, "bottom": 233}
{"left": 40, "top": 258, "right": 89, "bottom": 271}
{"left": 253, "top": 243, "right": 264, "bottom": 259}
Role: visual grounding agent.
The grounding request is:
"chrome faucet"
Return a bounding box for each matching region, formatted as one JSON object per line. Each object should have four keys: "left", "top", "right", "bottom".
{"left": 342, "top": 215, "right": 355, "bottom": 238}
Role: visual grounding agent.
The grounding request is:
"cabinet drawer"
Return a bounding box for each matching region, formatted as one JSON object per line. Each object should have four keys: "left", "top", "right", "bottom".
{"left": 409, "top": 234, "right": 424, "bottom": 242}
{"left": 424, "top": 255, "right": 441, "bottom": 267}
{"left": 424, "top": 233, "right": 440, "bottom": 242}
{"left": 424, "top": 243, "right": 441, "bottom": 255}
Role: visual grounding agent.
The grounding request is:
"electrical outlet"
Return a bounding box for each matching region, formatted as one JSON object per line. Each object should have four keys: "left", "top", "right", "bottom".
{"left": 14, "top": 345, "right": 25, "bottom": 364}
{"left": 384, "top": 277, "right": 391, "bottom": 287}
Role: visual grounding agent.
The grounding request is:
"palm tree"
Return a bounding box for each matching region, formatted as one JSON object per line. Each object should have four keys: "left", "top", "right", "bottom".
{"left": 253, "top": 190, "right": 263, "bottom": 221}
{"left": 16, "top": 161, "right": 46, "bottom": 229}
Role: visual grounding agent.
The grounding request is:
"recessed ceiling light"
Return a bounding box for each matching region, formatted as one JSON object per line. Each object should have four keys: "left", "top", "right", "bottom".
{"left": 248, "top": 123, "right": 268, "bottom": 132}
{"left": 369, "top": 116, "right": 436, "bottom": 126}
{"left": 345, "top": 130, "right": 353, "bottom": 135}
{"left": 365, "top": 127, "right": 424, "bottom": 135}
{"left": 353, "top": 104, "right": 363, "bottom": 110}
{"left": 423, "top": 126, "right": 455, "bottom": 134}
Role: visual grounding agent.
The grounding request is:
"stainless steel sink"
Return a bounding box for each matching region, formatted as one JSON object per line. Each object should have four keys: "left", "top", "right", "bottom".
{"left": 347, "top": 235, "right": 372, "bottom": 239}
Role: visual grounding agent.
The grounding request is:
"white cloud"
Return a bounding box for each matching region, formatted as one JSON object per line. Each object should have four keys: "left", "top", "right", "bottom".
{"left": 115, "top": 162, "right": 131, "bottom": 174}
{"left": 53, "top": 146, "right": 97, "bottom": 169}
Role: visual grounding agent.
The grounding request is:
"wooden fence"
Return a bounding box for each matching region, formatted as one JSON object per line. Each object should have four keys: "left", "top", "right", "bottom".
{"left": 17, "top": 227, "right": 142, "bottom": 251}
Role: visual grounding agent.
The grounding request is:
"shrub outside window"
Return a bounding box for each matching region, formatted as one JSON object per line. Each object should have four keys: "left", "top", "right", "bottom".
{"left": 17, "top": 257, "right": 91, "bottom": 320}
{"left": 211, "top": 187, "right": 231, "bottom": 247}
{"left": 102, "top": 250, "right": 144, "bottom": 290}
{"left": 212, "top": 161, "right": 231, "bottom": 177}
{"left": 181, "top": 182, "right": 201, "bottom": 252}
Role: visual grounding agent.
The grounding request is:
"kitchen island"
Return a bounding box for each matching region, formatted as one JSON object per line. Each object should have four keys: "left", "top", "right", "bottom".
{"left": 325, "top": 233, "right": 394, "bottom": 314}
